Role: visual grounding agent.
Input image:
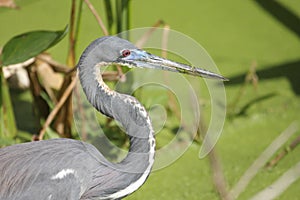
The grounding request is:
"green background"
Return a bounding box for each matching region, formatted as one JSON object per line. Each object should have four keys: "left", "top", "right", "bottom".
{"left": 1, "top": 0, "right": 300, "bottom": 199}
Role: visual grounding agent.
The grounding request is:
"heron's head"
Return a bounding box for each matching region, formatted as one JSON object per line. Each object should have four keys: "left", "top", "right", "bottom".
{"left": 96, "top": 36, "right": 228, "bottom": 81}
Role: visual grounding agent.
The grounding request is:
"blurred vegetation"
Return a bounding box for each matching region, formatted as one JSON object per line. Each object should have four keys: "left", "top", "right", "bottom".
{"left": 1, "top": 0, "right": 300, "bottom": 200}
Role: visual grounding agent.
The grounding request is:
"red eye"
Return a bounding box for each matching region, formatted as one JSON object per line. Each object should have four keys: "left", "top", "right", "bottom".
{"left": 122, "top": 49, "right": 131, "bottom": 57}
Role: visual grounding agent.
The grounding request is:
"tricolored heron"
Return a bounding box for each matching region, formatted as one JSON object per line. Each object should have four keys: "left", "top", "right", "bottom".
{"left": 0, "top": 36, "right": 226, "bottom": 199}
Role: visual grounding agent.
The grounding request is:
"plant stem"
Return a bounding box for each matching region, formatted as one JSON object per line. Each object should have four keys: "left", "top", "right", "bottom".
{"left": 53, "top": 0, "right": 80, "bottom": 138}
{"left": 38, "top": 75, "right": 78, "bottom": 140}
{"left": 0, "top": 67, "right": 3, "bottom": 136}
{"left": 67, "top": 0, "right": 77, "bottom": 67}
{"left": 123, "top": 0, "right": 131, "bottom": 39}
{"left": 104, "top": 0, "right": 113, "bottom": 34}
{"left": 84, "top": 0, "right": 108, "bottom": 36}
{"left": 116, "top": 0, "right": 121, "bottom": 35}
{"left": 74, "top": 0, "right": 83, "bottom": 52}
{"left": 0, "top": 67, "right": 17, "bottom": 139}
{"left": 229, "top": 122, "right": 298, "bottom": 199}
{"left": 266, "top": 134, "right": 300, "bottom": 168}
{"left": 116, "top": 0, "right": 130, "bottom": 38}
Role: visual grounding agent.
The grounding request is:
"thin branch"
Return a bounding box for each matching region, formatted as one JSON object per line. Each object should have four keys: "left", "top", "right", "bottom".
{"left": 228, "top": 61, "right": 258, "bottom": 116}
{"left": 115, "top": 65, "right": 126, "bottom": 82}
{"left": 266, "top": 134, "right": 300, "bottom": 168}
{"left": 251, "top": 161, "right": 300, "bottom": 200}
{"left": 135, "top": 20, "right": 165, "bottom": 48}
{"left": 198, "top": 113, "right": 231, "bottom": 200}
{"left": 102, "top": 71, "right": 125, "bottom": 82}
{"left": 229, "top": 122, "right": 299, "bottom": 199}
{"left": 37, "top": 74, "right": 78, "bottom": 140}
{"left": 75, "top": 0, "right": 84, "bottom": 46}
{"left": 67, "top": 0, "right": 77, "bottom": 67}
{"left": 84, "top": 0, "right": 109, "bottom": 36}
{"left": 209, "top": 149, "right": 232, "bottom": 200}
{"left": 161, "top": 24, "right": 170, "bottom": 58}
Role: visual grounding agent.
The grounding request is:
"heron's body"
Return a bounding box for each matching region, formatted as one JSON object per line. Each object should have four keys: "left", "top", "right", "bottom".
{"left": 0, "top": 36, "right": 226, "bottom": 199}
{"left": 0, "top": 139, "right": 150, "bottom": 199}
{"left": 0, "top": 139, "right": 102, "bottom": 199}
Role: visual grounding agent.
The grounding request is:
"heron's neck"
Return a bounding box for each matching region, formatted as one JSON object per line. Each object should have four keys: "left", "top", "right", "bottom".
{"left": 78, "top": 57, "right": 155, "bottom": 198}
{"left": 78, "top": 62, "right": 155, "bottom": 153}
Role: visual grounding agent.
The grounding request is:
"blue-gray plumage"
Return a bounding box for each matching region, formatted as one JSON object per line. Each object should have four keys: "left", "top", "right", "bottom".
{"left": 0, "top": 36, "right": 227, "bottom": 200}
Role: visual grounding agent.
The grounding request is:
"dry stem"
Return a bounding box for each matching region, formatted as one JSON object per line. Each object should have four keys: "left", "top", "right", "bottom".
{"left": 37, "top": 75, "right": 77, "bottom": 140}
{"left": 84, "top": 0, "right": 109, "bottom": 36}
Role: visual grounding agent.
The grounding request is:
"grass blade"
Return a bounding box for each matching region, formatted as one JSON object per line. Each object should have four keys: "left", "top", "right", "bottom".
{"left": 0, "top": 68, "right": 17, "bottom": 140}
{"left": 104, "top": 0, "right": 113, "bottom": 34}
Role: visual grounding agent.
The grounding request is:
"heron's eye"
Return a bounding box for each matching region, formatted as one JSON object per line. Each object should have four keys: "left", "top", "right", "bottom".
{"left": 121, "top": 49, "right": 131, "bottom": 57}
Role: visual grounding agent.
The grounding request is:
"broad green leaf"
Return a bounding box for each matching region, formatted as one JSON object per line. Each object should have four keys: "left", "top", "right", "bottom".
{"left": 1, "top": 25, "right": 68, "bottom": 66}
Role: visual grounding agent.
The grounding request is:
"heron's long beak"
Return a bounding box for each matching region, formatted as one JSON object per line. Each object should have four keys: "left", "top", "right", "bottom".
{"left": 115, "top": 49, "right": 228, "bottom": 81}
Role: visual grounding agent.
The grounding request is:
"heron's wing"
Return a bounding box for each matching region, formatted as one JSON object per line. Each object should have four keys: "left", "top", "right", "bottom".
{"left": 3, "top": 175, "right": 81, "bottom": 200}
{"left": 0, "top": 139, "right": 104, "bottom": 199}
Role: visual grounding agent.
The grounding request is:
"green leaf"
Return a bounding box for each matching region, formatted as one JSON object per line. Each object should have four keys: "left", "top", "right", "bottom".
{"left": 1, "top": 25, "right": 68, "bottom": 66}
{"left": 45, "top": 127, "right": 60, "bottom": 139}
{"left": 0, "top": 68, "right": 3, "bottom": 136}
{"left": 104, "top": 0, "right": 113, "bottom": 33}
{"left": 0, "top": 67, "right": 17, "bottom": 139}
